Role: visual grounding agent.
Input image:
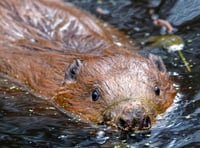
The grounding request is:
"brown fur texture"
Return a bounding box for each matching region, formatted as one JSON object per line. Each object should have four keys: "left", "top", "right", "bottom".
{"left": 0, "top": 0, "right": 176, "bottom": 130}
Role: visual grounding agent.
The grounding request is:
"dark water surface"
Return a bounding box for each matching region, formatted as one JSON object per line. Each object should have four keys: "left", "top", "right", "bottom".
{"left": 0, "top": 0, "right": 200, "bottom": 147}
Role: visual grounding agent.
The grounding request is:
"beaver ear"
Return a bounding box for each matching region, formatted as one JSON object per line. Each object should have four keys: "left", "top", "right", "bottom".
{"left": 149, "top": 54, "right": 166, "bottom": 73}
{"left": 64, "top": 59, "right": 82, "bottom": 82}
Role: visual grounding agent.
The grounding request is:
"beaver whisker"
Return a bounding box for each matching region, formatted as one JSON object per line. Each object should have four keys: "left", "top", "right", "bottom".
{"left": 101, "top": 97, "right": 144, "bottom": 116}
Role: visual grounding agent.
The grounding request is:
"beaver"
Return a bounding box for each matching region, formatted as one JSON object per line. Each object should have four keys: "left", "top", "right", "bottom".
{"left": 0, "top": 0, "right": 176, "bottom": 131}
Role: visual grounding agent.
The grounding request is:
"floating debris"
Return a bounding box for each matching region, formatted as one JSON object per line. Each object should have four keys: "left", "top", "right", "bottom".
{"left": 145, "top": 34, "right": 191, "bottom": 72}
{"left": 145, "top": 34, "right": 184, "bottom": 52}
{"left": 177, "top": 50, "right": 191, "bottom": 72}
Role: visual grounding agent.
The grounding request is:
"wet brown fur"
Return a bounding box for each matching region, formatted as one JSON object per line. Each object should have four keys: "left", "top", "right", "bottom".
{"left": 0, "top": 0, "right": 176, "bottom": 129}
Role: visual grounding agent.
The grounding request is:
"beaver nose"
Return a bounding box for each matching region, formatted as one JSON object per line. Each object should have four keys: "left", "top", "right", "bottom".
{"left": 117, "top": 115, "right": 151, "bottom": 131}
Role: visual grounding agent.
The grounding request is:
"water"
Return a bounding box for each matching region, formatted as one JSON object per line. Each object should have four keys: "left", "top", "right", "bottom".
{"left": 0, "top": 0, "right": 200, "bottom": 147}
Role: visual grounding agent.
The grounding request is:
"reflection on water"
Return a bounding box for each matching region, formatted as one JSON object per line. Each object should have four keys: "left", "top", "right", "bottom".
{"left": 1, "top": 0, "right": 200, "bottom": 147}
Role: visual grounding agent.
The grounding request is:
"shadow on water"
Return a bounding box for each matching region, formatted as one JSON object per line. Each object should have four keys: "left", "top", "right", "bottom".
{"left": 0, "top": 0, "right": 200, "bottom": 147}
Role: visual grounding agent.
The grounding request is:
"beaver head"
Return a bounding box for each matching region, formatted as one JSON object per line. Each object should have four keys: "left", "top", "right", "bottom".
{"left": 54, "top": 51, "right": 176, "bottom": 131}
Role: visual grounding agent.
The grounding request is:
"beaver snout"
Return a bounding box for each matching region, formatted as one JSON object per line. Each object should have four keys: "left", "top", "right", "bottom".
{"left": 118, "top": 116, "right": 151, "bottom": 131}
{"left": 116, "top": 107, "right": 151, "bottom": 131}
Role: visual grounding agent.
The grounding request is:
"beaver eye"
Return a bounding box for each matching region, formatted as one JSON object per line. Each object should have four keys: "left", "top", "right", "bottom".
{"left": 154, "top": 86, "right": 160, "bottom": 96}
{"left": 92, "top": 89, "right": 100, "bottom": 101}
